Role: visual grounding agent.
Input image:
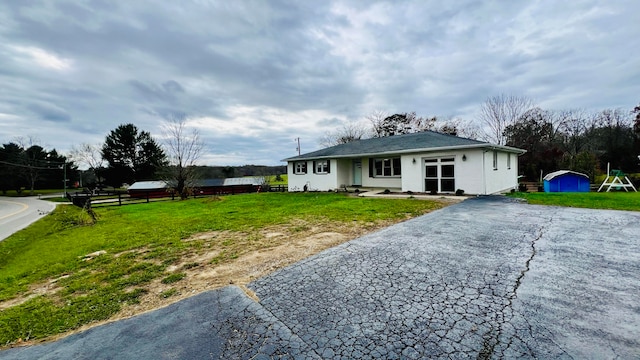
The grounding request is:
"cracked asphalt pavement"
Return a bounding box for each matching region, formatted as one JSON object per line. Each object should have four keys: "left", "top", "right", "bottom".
{"left": 2, "top": 196, "right": 639, "bottom": 359}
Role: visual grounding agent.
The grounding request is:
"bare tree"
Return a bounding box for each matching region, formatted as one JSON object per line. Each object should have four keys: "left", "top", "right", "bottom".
{"left": 370, "top": 112, "right": 437, "bottom": 137}
{"left": 162, "top": 117, "right": 204, "bottom": 199}
{"left": 478, "top": 94, "right": 534, "bottom": 145}
{"left": 69, "top": 143, "right": 105, "bottom": 187}
{"left": 366, "top": 110, "right": 388, "bottom": 138}
{"left": 556, "top": 109, "right": 589, "bottom": 151}
{"left": 14, "top": 136, "right": 47, "bottom": 194}
{"left": 436, "top": 116, "right": 481, "bottom": 139}
{"left": 319, "top": 121, "right": 369, "bottom": 147}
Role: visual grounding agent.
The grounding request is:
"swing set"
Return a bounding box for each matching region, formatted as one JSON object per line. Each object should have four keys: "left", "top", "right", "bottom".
{"left": 597, "top": 163, "right": 637, "bottom": 192}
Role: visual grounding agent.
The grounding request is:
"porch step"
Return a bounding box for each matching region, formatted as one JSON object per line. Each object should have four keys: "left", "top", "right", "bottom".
{"left": 520, "top": 182, "right": 540, "bottom": 192}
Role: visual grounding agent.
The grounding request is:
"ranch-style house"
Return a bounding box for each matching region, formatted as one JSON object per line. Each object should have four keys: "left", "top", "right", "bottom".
{"left": 284, "top": 131, "right": 525, "bottom": 195}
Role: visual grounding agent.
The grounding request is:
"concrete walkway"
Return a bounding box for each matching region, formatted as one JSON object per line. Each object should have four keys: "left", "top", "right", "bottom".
{"left": 1, "top": 196, "right": 639, "bottom": 359}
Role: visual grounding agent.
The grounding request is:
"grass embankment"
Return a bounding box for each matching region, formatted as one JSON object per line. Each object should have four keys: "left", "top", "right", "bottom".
{"left": 1, "top": 189, "right": 66, "bottom": 197}
{"left": 508, "top": 191, "right": 640, "bottom": 211}
{"left": 0, "top": 192, "right": 443, "bottom": 347}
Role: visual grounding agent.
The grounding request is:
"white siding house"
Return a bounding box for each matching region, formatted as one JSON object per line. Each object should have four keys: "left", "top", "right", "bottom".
{"left": 284, "top": 131, "right": 525, "bottom": 195}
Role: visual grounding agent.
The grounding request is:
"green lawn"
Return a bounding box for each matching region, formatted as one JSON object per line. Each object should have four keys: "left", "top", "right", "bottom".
{"left": 0, "top": 192, "right": 441, "bottom": 346}
{"left": 508, "top": 191, "right": 640, "bottom": 211}
{"left": 1, "top": 189, "right": 67, "bottom": 197}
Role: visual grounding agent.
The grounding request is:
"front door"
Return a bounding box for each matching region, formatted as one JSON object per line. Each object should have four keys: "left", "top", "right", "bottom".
{"left": 425, "top": 157, "right": 455, "bottom": 193}
{"left": 353, "top": 160, "right": 362, "bottom": 186}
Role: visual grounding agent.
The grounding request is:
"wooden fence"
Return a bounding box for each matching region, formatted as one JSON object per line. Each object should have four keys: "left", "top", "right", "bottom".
{"left": 67, "top": 185, "right": 288, "bottom": 208}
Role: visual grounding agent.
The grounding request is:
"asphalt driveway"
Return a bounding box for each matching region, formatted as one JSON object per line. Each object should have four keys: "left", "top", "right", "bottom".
{"left": 1, "top": 196, "right": 639, "bottom": 359}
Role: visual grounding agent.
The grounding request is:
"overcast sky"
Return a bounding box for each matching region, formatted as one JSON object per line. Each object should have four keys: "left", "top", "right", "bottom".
{"left": 1, "top": 1, "right": 639, "bottom": 166}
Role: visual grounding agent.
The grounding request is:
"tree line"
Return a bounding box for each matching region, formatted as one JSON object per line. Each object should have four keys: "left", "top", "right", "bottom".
{"left": 0, "top": 118, "right": 287, "bottom": 197}
{"left": 0, "top": 139, "right": 77, "bottom": 195}
{"left": 322, "top": 96, "right": 640, "bottom": 181}
{"left": 0, "top": 124, "right": 170, "bottom": 195}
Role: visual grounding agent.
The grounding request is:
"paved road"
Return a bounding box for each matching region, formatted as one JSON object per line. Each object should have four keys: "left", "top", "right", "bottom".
{"left": 0, "top": 196, "right": 57, "bottom": 241}
{"left": 1, "top": 196, "right": 639, "bottom": 359}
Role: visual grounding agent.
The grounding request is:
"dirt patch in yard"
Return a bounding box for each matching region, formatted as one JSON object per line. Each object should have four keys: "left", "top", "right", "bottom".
{"left": 2, "top": 199, "right": 450, "bottom": 346}
{"left": 115, "top": 220, "right": 384, "bottom": 320}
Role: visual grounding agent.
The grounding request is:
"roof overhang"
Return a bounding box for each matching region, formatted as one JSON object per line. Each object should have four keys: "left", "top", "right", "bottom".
{"left": 543, "top": 170, "right": 589, "bottom": 181}
{"left": 282, "top": 143, "right": 526, "bottom": 162}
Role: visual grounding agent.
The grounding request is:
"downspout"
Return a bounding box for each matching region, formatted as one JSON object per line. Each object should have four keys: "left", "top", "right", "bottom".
{"left": 482, "top": 149, "right": 487, "bottom": 195}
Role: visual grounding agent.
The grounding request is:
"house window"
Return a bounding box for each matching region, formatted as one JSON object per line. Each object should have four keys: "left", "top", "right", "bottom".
{"left": 425, "top": 157, "right": 456, "bottom": 193}
{"left": 294, "top": 161, "right": 307, "bottom": 175}
{"left": 492, "top": 151, "right": 498, "bottom": 170}
{"left": 314, "top": 160, "right": 330, "bottom": 174}
{"left": 372, "top": 157, "right": 401, "bottom": 177}
{"left": 507, "top": 153, "right": 511, "bottom": 169}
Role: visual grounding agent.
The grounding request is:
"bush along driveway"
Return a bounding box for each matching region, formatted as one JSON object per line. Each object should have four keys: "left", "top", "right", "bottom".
{"left": 2, "top": 196, "right": 639, "bottom": 359}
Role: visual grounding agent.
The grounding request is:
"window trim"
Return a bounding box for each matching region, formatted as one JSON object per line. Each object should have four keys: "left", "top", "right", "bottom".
{"left": 294, "top": 161, "right": 307, "bottom": 175}
{"left": 313, "top": 159, "right": 330, "bottom": 174}
{"left": 371, "top": 157, "right": 401, "bottom": 177}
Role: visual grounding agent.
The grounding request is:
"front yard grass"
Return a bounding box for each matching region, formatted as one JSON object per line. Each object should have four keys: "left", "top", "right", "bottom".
{"left": 0, "top": 192, "right": 444, "bottom": 347}
{"left": 508, "top": 191, "right": 640, "bottom": 211}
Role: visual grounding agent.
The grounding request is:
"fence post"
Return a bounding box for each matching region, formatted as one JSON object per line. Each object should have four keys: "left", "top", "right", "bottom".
{"left": 147, "top": 192, "right": 150, "bottom": 203}
{"left": 118, "top": 193, "right": 122, "bottom": 206}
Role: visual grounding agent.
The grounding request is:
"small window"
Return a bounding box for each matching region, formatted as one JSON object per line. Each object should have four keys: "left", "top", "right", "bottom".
{"left": 441, "top": 165, "right": 455, "bottom": 177}
{"left": 492, "top": 151, "right": 498, "bottom": 170}
{"left": 383, "top": 159, "right": 392, "bottom": 176}
{"left": 374, "top": 159, "right": 383, "bottom": 176}
{"left": 425, "top": 179, "right": 438, "bottom": 192}
{"left": 314, "top": 160, "right": 330, "bottom": 174}
{"left": 294, "top": 161, "right": 307, "bottom": 175}
{"left": 393, "top": 158, "right": 401, "bottom": 175}
{"left": 507, "top": 153, "right": 511, "bottom": 169}
{"left": 441, "top": 179, "right": 455, "bottom": 192}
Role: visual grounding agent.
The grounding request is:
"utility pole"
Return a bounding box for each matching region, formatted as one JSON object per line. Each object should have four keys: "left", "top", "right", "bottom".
{"left": 295, "top": 138, "right": 301, "bottom": 155}
{"left": 62, "top": 162, "right": 67, "bottom": 198}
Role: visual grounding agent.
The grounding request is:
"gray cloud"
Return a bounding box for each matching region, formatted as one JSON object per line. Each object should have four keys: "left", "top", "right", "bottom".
{"left": 26, "top": 101, "right": 71, "bottom": 122}
{"left": 0, "top": 0, "right": 638, "bottom": 165}
{"left": 129, "top": 80, "right": 185, "bottom": 103}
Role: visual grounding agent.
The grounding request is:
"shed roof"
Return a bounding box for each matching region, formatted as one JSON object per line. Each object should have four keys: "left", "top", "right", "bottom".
{"left": 127, "top": 181, "right": 168, "bottom": 190}
{"left": 128, "top": 177, "right": 261, "bottom": 190}
{"left": 283, "top": 131, "right": 524, "bottom": 161}
{"left": 543, "top": 170, "right": 589, "bottom": 181}
{"left": 198, "top": 177, "right": 261, "bottom": 187}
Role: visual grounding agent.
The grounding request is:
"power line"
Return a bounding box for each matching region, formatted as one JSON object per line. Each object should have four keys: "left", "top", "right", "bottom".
{"left": 0, "top": 160, "right": 65, "bottom": 170}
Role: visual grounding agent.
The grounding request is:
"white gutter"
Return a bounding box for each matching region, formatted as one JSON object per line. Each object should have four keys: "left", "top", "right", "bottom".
{"left": 283, "top": 143, "right": 526, "bottom": 162}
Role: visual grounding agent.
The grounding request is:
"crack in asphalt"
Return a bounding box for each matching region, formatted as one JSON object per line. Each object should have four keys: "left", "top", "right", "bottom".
{"left": 4, "top": 198, "right": 640, "bottom": 359}
{"left": 477, "top": 212, "right": 558, "bottom": 359}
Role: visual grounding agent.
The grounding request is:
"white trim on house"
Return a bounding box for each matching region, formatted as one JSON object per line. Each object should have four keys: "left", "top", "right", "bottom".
{"left": 285, "top": 143, "right": 524, "bottom": 161}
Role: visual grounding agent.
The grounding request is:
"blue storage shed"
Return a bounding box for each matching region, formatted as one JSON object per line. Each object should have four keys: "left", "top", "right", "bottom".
{"left": 543, "top": 170, "right": 590, "bottom": 192}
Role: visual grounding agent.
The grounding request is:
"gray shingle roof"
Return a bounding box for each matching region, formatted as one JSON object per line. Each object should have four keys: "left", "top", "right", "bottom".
{"left": 284, "top": 131, "right": 520, "bottom": 161}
